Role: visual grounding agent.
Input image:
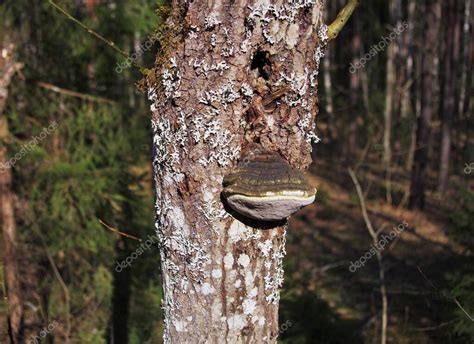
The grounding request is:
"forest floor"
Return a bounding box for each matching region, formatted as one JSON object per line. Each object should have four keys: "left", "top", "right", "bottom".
{"left": 281, "top": 155, "right": 470, "bottom": 344}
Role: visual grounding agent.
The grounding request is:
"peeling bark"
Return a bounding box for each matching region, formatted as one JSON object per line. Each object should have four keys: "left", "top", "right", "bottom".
{"left": 147, "top": 0, "right": 325, "bottom": 342}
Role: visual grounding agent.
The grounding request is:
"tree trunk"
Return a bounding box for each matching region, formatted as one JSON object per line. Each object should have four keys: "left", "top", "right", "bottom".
{"left": 110, "top": 241, "right": 132, "bottom": 344}
{"left": 0, "top": 41, "right": 23, "bottom": 343}
{"left": 323, "top": 47, "right": 334, "bottom": 139}
{"left": 399, "top": 0, "right": 414, "bottom": 127}
{"left": 404, "top": 0, "right": 417, "bottom": 175}
{"left": 438, "top": 0, "right": 461, "bottom": 194}
{"left": 322, "top": 1, "right": 334, "bottom": 140}
{"left": 383, "top": 0, "right": 396, "bottom": 205}
{"left": 347, "top": 14, "right": 361, "bottom": 163}
{"left": 458, "top": 0, "right": 472, "bottom": 119}
{"left": 392, "top": 0, "right": 405, "bottom": 164}
{"left": 409, "top": 0, "right": 441, "bottom": 210}
{"left": 147, "top": 0, "right": 325, "bottom": 342}
{"left": 108, "top": 176, "right": 137, "bottom": 343}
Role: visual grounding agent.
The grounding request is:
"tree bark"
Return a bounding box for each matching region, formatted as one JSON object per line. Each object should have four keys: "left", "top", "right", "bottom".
{"left": 0, "top": 41, "right": 23, "bottom": 343}
{"left": 438, "top": 0, "right": 461, "bottom": 194}
{"left": 147, "top": 0, "right": 325, "bottom": 342}
{"left": 408, "top": 0, "right": 441, "bottom": 210}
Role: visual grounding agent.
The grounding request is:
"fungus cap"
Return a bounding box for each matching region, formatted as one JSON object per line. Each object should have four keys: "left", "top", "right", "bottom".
{"left": 222, "top": 147, "right": 316, "bottom": 221}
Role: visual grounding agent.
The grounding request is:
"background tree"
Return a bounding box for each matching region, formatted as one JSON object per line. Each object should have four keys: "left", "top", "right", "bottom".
{"left": 0, "top": 38, "right": 23, "bottom": 344}
{"left": 438, "top": 0, "right": 461, "bottom": 195}
{"left": 409, "top": 0, "right": 441, "bottom": 210}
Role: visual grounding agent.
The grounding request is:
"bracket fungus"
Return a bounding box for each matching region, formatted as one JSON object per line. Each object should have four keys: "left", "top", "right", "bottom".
{"left": 222, "top": 146, "right": 317, "bottom": 221}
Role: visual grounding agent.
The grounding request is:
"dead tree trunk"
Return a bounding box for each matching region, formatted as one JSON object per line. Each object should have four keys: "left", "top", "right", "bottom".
{"left": 409, "top": 0, "right": 441, "bottom": 210}
{"left": 146, "top": 0, "right": 337, "bottom": 342}
{"left": 0, "top": 41, "right": 23, "bottom": 343}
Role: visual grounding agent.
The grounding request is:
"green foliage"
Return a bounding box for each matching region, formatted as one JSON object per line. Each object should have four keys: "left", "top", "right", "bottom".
{"left": 448, "top": 186, "right": 474, "bottom": 251}
{"left": 448, "top": 271, "right": 474, "bottom": 339}
{"left": 444, "top": 186, "right": 474, "bottom": 340}
{"left": 129, "top": 282, "right": 164, "bottom": 343}
{"left": 1, "top": 0, "right": 161, "bottom": 342}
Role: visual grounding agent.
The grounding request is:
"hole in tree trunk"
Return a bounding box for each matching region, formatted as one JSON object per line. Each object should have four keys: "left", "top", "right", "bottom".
{"left": 251, "top": 49, "right": 272, "bottom": 80}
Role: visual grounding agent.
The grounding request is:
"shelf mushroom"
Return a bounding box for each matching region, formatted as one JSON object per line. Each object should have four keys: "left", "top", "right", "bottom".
{"left": 222, "top": 146, "right": 317, "bottom": 221}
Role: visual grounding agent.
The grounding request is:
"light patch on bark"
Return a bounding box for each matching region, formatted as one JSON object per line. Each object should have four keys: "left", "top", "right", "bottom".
{"left": 243, "top": 298, "right": 257, "bottom": 315}
{"left": 227, "top": 314, "right": 247, "bottom": 332}
{"left": 212, "top": 269, "right": 223, "bottom": 279}
{"left": 228, "top": 219, "right": 249, "bottom": 243}
{"left": 201, "top": 282, "right": 216, "bottom": 295}
{"left": 224, "top": 252, "right": 234, "bottom": 270}
{"left": 244, "top": 269, "right": 255, "bottom": 289}
{"left": 286, "top": 23, "right": 300, "bottom": 48}
{"left": 238, "top": 253, "right": 251, "bottom": 268}
{"left": 174, "top": 320, "right": 187, "bottom": 332}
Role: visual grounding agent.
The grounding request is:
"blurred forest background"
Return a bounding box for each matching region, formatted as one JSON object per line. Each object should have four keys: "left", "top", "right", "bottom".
{"left": 0, "top": 0, "right": 472, "bottom": 343}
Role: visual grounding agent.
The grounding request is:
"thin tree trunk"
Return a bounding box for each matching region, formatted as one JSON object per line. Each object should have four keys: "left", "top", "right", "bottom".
{"left": 323, "top": 49, "right": 334, "bottom": 140}
{"left": 348, "top": 14, "right": 361, "bottom": 163}
{"left": 392, "top": 0, "right": 405, "bottom": 164}
{"left": 323, "top": 2, "right": 335, "bottom": 140}
{"left": 401, "top": 0, "right": 417, "bottom": 207}
{"left": 409, "top": 0, "right": 441, "bottom": 210}
{"left": 456, "top": 0, "right": 472, "bottom": 164}
{"left": 458, "top": 0, "right": 472, "bottom": 118}
{"left": 109, "top": 180, "right": 141, "bottom": 344}
{"left": 110, "top": 239, "right": 132, "bottom": 344}
{"left": 438, "top": 0, "right": 461, "bottom": 194}
{"left": 147, "top": 0, "right": 327, "bottom": 342}
{"left": 399, "top": 0, "right": 414, "bottom": 126}
{"left": 0, "top": 41, "right": 23, "bottom": 343}
{"left": 404, "top": 0, "right": 416, "bottom": 173}
{"left": 383, "top": 0, "right": 395, "bottom": 205}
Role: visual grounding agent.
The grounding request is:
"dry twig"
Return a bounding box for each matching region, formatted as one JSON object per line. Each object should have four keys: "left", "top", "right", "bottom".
{"left": 348, "top": 168, "right": 388, "bottom": 344}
